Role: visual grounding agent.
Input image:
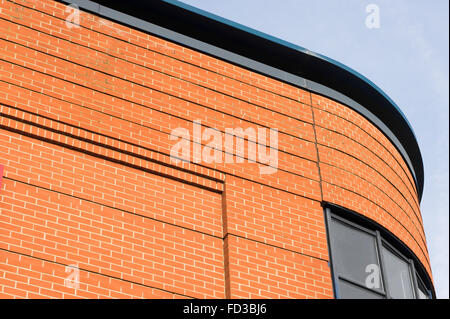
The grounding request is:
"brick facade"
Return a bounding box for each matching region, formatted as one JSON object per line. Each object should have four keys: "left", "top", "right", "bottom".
{"left": 0, "top": 0, "right": 430, "bottom": 298}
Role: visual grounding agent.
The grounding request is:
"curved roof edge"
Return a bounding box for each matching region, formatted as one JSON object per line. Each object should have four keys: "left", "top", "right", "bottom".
{"left": 57, "top": 0, "right": 424, "bottom": 201}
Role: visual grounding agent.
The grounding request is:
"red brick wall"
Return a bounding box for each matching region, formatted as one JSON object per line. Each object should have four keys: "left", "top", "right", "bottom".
{"left": 0, "top": 0, "right": 430, "bottom": 298}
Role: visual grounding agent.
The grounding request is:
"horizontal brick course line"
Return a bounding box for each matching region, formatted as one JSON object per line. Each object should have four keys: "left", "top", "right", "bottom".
{"left": 0, "top": 101, "right": 319, "bottom": 183}
{"left": 224, "top": 233, "right": 329, "bottom": 263}
{"left": 1, "top": 174, "right": 225, "bottom": 296}
{"left": 0, "top": 102, "right": 224, "bottom": 184}
{"left": 0, "top": 100, "right": 225, "bottom": 181}
{"left": 0, "top": 58, "right": 316, "bottom": 163}
{"left": 225, "top": 234, "right": 333, "bottom": 299}
{"left": 3, "top": 177, "right": 326, "bottom": 261}
{"left": 0, "top": 17, "right": 313, "bottom": 125}
{"left": 6, "top": 0, "right": 420, "bottom": 205}
{"left": 0, "top": 0, "right": 429, "bottom": 297}
{"left": 0, "top": 114, "right": 225, "bottom": 191}
{"left": 317, "top": 143, "right": 424, "bottom": 240}
{"left": 319, "top": 160, "right": 426, "bottom": 249}
{"left": 0, "top": 40, "right": 313, "bottom": 145}
{"left": 0, "top": 79, "right": 317, "bottom": 167}
{"left": 2, "top": 1, "right": 420, "bottom": 214}
{"left": 0, "top": 122, "right": 223, "bottom": 194}
{"left": 315, "top": 131, "right": 422, "bottom": 236}
{"left": 3, "top": 20, "right": 418, "bottom": 200}
{"left": 224, "top": 175, "right": 329, "bottom": 261}
{"left": 0, "top": 248, "right": 194, "bottom": 299}
{"left": 322, "top": 185, "right": 431, "bottom": 280}
{"left": 6, "top": 0, "right": 312, "bottom": 111}
{"left": 0, "top": 82, "right": 315, "bottom": 184}
{"left": 2, "top": 177, "right": 327, "bottom": 264}
{"left": 2, "top": 176, "right": 222, "bottom": 240}
{"left": 314, "top": 120, "right": 418, "bottom": 209}
{"left": 1, "top": 175, "right": 227, "bottom": 294}
{"left": 315, "top": 121, "right": 420, "bottom": 215}
{"left": 323, "top": 181, "right": 429, "bottom": 268}
{"left": 0, "top": 102, "right": 321, "bottom": 203}
{"left": 313, "top": 105, "right": 419, "bottom": 205}
{"left": 312, "top": 97, "right": 418, "bottom": 200}
{"left": 0, "top": 176, "right": 328, "bottom": 274}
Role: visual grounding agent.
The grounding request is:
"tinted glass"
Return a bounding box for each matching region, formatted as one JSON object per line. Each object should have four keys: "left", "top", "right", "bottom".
{"left": 330, "top": 218, "right": 383, "bottom": 291}
{"left": 338, "top": 280, "right": 384, "bottom": 299}
{"left": 417, "top": 288, "right": 428, "bottom": 299}
{"left": 382, "top": 246, "right": 414, "bottom": 299}
{"left": 417, "top": 277, "right": 429, "bottom": 299}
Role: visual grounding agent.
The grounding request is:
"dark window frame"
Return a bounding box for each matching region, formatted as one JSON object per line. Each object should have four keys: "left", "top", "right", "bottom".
{"left": 324, "top": 204, "right": 434, "bottom": 299}
{"left": 381, "top": 239, "right": 416, "bottom": 299}
{"left": 326, "top": 213, "right": 387, "bottom": 298}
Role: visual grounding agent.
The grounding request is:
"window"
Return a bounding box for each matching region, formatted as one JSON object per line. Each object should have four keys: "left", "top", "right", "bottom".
{"left": 381, "top": 244, "right": 415, "bottom": 299}
{"left": 416, "top": 271, "right": 431, "bottom": 299}
{"left": 325, "top": 207, "right": 433, "bottom": 299}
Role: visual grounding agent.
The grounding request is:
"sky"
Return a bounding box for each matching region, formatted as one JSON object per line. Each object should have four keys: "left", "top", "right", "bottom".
{"left": 177, "top": 0, "right": 449, "bottom": 298}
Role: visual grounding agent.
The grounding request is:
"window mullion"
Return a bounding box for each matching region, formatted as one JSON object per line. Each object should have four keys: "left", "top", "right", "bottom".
{"left": 325, "top": 208, "right": 341, "bottom": 299}
{"left": 409, "top": 259, "right": 419, "bottom": 299}
{"left": 376, "top": 230, "right": 391, "bottom": 299}
{"left": 338, "top": 275, "right": 386, "bottom": 296}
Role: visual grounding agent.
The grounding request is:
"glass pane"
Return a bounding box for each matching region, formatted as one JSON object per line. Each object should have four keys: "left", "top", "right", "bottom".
{"left": 338, "top": 280, "right": 384, "bottom": 299}
{"left": 382, "top": 246, "right": 414, "bottom": 299}
{"left": 330, "top": 218, "right": 383, "bottom": 291}
{"left": 417, "top": 277, "right": 429, "bottom": 299}
{"left": 417, "top": 288, "right": 428, "bottom": 299}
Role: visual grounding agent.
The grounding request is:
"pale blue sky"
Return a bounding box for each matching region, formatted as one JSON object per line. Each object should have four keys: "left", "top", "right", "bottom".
{"left": 178, "top": 0, "right": 449, "bottom": 298}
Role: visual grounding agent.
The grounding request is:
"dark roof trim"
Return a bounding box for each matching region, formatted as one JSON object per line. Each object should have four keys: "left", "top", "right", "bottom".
{"left": 58, "top": 0, "right": 424, "bottom": 200}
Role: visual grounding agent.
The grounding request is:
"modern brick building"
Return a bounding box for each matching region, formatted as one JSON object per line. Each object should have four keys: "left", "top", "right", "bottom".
{"left": 0, "top": 0, "right": 434, "bottom": 298}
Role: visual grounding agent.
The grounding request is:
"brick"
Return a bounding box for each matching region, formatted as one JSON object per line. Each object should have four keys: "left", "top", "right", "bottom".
{"left": 0, "top": 0, "right": 431, "bottom": 299}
